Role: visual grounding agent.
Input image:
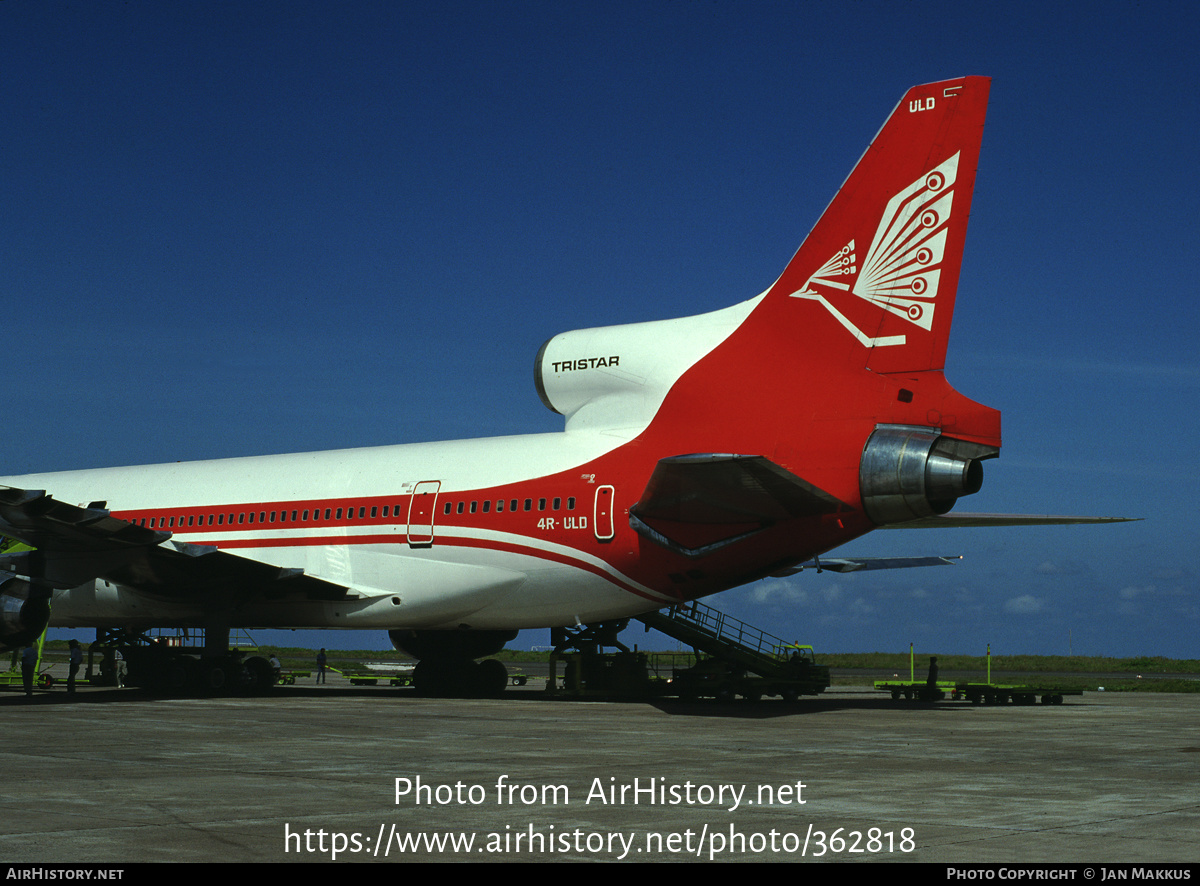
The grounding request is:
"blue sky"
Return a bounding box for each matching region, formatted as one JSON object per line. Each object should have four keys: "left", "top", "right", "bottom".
{"left": 4, "top": 2, "right": 1197, "bottom": 658}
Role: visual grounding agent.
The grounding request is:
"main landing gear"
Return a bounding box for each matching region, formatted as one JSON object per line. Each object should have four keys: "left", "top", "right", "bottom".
{"left": 389, "top": 628, "right": 517, "bottom": 698}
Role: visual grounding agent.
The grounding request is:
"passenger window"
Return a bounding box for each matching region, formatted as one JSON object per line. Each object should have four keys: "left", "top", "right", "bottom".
{"left": 482, "top": 500, "right": 491, "bottom": 513}
{"left": 511, "top": 499, "right": 519, "bottom": 512}
{"left": 470, "top": 501, "right": 478, "bottom": 514}
{"left": 538, "top": 498, "right": 546, "bottom": 511}
{"left": 456, "top": 501, "right": 464, "bottom": 514}
{"left": 443, "top": 502, "right": 452, "bottom": 515}
{"left": 496, "top": 500, "right": 505, "bottom": 513}
{"left": 371, "top": 507, "right": 378, "bottom": 518}
{"left": 524, "top": 499, "right": 532, "bottom": 511}
{"left": 568, "top": 497, "right": 576, "bottom": 510}
{"left": 553, "top": 497, "right": 561, "bottom": 510}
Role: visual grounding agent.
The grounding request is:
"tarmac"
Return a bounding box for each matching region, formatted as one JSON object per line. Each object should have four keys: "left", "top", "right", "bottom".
{"left": 2, "top": 674, "right": 1198, "bottom": 864}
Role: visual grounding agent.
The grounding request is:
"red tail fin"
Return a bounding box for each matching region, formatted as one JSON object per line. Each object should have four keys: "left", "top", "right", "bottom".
{"left": 767, "top": 76, "right": 990, "bottom": 374}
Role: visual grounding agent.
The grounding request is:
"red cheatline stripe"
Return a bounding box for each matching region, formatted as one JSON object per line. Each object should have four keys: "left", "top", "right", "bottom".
{"left": 204, "top": 532, "right": 673, "bottom": 605}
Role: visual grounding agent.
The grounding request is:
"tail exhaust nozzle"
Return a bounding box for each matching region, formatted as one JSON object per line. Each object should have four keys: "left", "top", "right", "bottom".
{"left": 860, "top": 426, "right": 994, "bottom": 525}
{"left": 925, "top": 448, "right": 984, "bottom": 508}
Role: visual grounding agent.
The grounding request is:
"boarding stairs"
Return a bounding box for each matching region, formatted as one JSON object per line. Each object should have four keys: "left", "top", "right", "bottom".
{"left": 635, "top": 600, "right": 800, "bottom": 679}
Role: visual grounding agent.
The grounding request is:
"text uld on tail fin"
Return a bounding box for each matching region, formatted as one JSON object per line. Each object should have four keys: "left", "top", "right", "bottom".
{"left": 767, "top": 76, "right": 990, "bottom": 375}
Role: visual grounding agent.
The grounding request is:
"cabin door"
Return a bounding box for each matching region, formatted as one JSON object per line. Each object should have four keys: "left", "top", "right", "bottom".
{"left": 407, "top": 480, "right": 440, "bottom": 547}
{"left": 593, "top": 485, "right": 615, "bottom": 541}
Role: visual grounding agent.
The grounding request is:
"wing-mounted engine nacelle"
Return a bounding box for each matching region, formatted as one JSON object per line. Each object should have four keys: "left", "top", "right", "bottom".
{"left": 0, "top": 572, "right": 51, "bottom": 652}
{"left": 389, "top": 629, "right": 517, "bottom": 663}
{"left": 859, "top": 425, "right": 997, "bottom": 525}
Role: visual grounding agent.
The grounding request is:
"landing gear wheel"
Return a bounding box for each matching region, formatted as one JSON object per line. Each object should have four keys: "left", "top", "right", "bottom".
{"left": 476, "top": 659, "right": 508, "bottom": 698}
{"left": 203, "top": 663, "right": 227, "bottom": 693}
{"left": 412, "top": 657, "right": 510, "bottom": 698}
{"left": 245, "top": 657, "right": 275, "bottom": 694}
{"left": 412, "top": 660, "right": 439, "bottom": 696}
{"left": 166, "top": 660, "right": 192, "bottom": 693}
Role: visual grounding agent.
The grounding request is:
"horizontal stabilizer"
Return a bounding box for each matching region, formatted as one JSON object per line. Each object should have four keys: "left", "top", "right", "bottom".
{"left": 883, "top": 513, "right": 1140, "bottom": 529}
{"left": 771, "top": 555, "right": 962, "bottom": 576}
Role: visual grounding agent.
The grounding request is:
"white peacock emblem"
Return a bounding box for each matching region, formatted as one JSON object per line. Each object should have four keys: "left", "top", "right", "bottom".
{"left": 790, "top": 152, "right": 959, "bottom": 347}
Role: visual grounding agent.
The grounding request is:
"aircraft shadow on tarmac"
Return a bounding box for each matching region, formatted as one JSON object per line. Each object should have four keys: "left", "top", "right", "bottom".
{"left": 1, "top": 685, "right": 1010, "bottom": 718}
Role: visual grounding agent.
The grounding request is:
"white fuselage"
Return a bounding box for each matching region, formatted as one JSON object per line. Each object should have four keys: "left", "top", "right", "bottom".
{"left": 5, "top": 426, "right": 679, "bottom": 633}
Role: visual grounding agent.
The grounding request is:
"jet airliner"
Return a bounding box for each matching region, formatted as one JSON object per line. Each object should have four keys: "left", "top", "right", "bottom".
{"left": 0, "top": 77, "right": 1125, "bottom": 695}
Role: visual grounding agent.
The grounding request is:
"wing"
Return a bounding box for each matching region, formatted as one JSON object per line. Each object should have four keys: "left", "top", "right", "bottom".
{"left": 629, "top": 454, "right": 851, "bottom": 557}
{"left": 0, "top": 486, "right": 350, "bottom": 601}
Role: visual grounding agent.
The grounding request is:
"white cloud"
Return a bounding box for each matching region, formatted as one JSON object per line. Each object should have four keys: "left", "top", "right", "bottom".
{"left": 1004, "top": 594, "right": 1044, "bottom": 614}
{"left": 1119, "top": 585, "right": 1155, "bottom": 600}
{"left": 749, "top": 578, "right": 809, "bottom": 606}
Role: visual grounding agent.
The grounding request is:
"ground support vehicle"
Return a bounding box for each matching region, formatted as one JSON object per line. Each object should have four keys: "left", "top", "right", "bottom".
{"left": 874, "top": 679, "right": 1079, "bottom": 705}
{"left": 638, "top": 602, "right": 830, "bottom": 701}
{"left": 543, "top": 605, "right": 830, "bottom": 701}
{"left": 1, "top": 630, "right": 53, "bottom": 689}
{"left": 954, "top": 683, "right": 1079, "bottom": 705}
{"left": 333, "top": 663, "right": 414, "bottom": 686}
{"left": 874, "top": 645, "right": 1082, "bottom": 704}
{"left": 546, "top": 649, "right": 669, "bottom": 698}
{"left": 88, "top": 627, "right": 277, "bottom": 694}
{"left": 669, "top": 645, "right": 830, "bottom": 702}
{"left": 872, "top": 680, "right": 951, "bottom": 702}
